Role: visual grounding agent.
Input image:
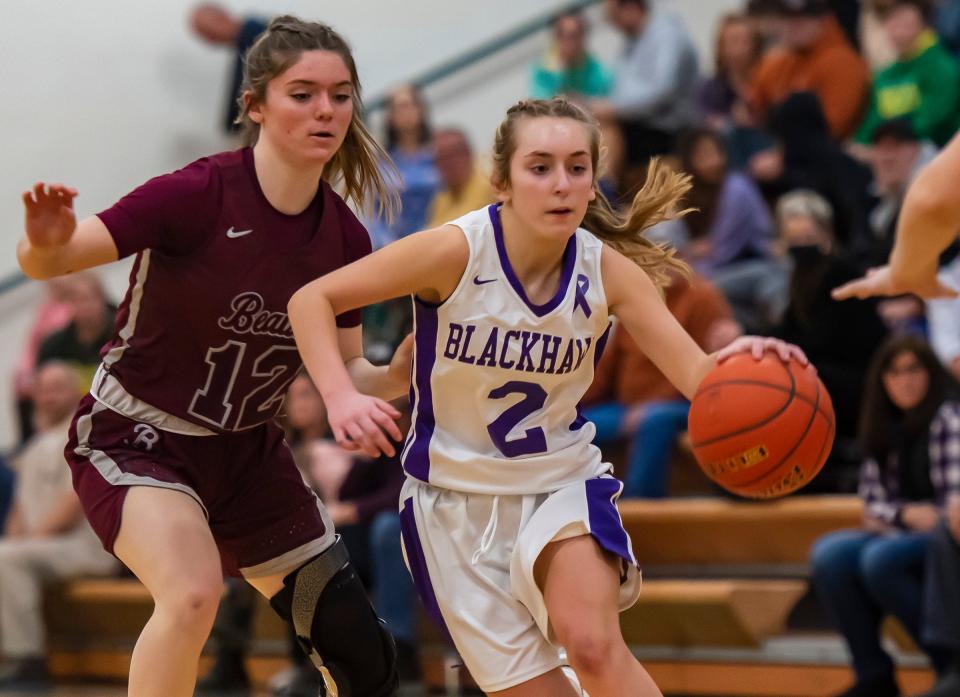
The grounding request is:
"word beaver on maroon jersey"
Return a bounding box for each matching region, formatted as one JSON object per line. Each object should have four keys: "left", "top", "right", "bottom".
{"left": 217, "top": 292, "right": 293, "bottom": 338}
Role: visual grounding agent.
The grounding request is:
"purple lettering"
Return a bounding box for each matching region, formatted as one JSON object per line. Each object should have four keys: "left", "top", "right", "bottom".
{"left": 444, "top": 323, "right": 464, "bottom": 359}
{"left": 516, "top": 331, "right": 541, "bottom": 372}
{"left": 476, "top": 327, "right": 499, "bottom": 367}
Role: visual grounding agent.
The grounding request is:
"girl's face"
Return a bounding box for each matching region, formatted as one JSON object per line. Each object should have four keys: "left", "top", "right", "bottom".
{"left": 719, "top": 21, "right": 755, "bottom": 70}
{"left": 249, "top": 50, "right": 354, "bottom": 166}
{"left": 690, "top": 136, "right": 726, "bottom": 184}
{"left": 388, "top": 86, "right": 424, "bottom": 135}
{"left": 883, "top": 350, "right": 930, "bottom": 411}
{"left": 499, "top": 116, "right": 596, "bottom": 239}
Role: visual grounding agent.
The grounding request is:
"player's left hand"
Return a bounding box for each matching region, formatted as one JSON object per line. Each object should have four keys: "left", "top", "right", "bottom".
{"left": 715, "top": 336, "right": 808, "bottom": 365}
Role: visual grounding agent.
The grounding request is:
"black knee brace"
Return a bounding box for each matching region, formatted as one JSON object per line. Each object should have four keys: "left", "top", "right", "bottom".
{"left": 269, "top": 536, "right": 398, "bottom": 697}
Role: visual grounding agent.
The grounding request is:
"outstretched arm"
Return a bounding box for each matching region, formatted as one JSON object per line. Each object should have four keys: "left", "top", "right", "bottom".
{"left": 289, "top": 225, "right": 467, "bottom": 457}
{"left": 833, "top": 133, "right": 960, "bottom": 301}
{"left": 602, "top": 248, "right": 805, "bottom": 399}
{"left": 18, "top": 183, "right": 118, "bottom": 279}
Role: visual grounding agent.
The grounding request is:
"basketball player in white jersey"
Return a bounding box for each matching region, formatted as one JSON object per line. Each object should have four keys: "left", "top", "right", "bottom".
{"left": 289, "top": 98, "right": 805, "bottom": 696}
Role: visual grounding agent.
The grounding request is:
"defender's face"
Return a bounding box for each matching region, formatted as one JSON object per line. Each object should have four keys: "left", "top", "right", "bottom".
{"left": 500, "top": 116, "right": 596, "bottom": 240}
{"left": 251, "top": 50, "right": 355, "bottom": 167}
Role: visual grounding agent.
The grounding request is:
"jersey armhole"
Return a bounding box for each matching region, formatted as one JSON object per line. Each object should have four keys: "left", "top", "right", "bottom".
{"left": 412, "top": 223, "right": 476, "bottom": 309}
{"left": 586, "top": 231, "right": 611, "bottom": 318}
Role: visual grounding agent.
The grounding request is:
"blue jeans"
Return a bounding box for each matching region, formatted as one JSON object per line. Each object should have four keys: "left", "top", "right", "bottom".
{"left": 811, "top": 529, "right": 947, "bottom": 681}
{"left": 584, "top": 400, "right": 689, "bottom": 498}
{"left": 370, "top": 511, "right": 416, "bottom": 645}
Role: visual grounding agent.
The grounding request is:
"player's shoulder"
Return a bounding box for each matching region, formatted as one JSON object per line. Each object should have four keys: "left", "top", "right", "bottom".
{"left": 444, "top": 205, "right": 496, "bottom": 237}
{"left": 320, "top": 183, "right": 369, "bottom": 238}
{"left": 140, "top": 149, "right": 232, "bottom": 200}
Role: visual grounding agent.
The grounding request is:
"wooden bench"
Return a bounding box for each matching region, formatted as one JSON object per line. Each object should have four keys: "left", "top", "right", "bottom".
{"left": 47, "top": 495, "right": 912, "bottom": 696}
{"left": 623, "top": 579, "right": 808, "bottom": 647}
{"left": 621, "top": 495, "right": 863, "bottom": 572}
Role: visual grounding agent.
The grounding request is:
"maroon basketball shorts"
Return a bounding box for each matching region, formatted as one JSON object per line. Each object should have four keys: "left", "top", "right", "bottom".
{"left": 64, "top": 394, "right": 333, "bottom": 578}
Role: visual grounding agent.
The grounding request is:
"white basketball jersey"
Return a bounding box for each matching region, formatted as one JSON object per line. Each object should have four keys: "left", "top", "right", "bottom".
{"left": 401, "top": 205, "right": 612, "bottom": 495}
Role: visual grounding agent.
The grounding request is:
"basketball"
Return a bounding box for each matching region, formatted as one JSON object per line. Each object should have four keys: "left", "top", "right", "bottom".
{"left": 688, "top": 353, "right": 835, "bottom": 499}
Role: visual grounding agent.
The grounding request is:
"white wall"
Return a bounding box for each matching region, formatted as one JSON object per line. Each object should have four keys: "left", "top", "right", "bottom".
{"left": 0, "top": 0, "right": 739, "bottom": 450}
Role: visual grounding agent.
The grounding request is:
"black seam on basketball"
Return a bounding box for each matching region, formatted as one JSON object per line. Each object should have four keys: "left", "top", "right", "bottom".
{"left": 691, "top": 380, "right": 829, "bottom": 446}
{"left": 735, "top": 367, "right": 823, "bottom": 489}
{"left": 691, "top": 364, "right": 796, "bottom": 447}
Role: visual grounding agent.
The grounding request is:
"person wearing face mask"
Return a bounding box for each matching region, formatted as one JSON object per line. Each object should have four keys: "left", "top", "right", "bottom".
{"left": 771, "top": 190, "right": 888, "bottom": 489}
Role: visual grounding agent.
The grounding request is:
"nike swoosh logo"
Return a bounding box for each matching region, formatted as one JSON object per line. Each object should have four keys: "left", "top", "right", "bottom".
{"left": 226, "top": 227, "right": 253, "bottom": 239}
{"left": 473, "top": 275, "right": 497, "bottom": 285}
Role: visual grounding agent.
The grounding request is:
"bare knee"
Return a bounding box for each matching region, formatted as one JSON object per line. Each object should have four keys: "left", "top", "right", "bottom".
{"left": 155, "top": 580, "right": 221, "bottom": 634}
{"left": 553, "top": 619, "right": 621, "bottom": 677}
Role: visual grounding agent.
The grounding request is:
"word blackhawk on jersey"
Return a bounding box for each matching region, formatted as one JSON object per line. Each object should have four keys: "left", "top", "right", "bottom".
{"left": 402, "top": 205, "right": 614, "bottom": 495}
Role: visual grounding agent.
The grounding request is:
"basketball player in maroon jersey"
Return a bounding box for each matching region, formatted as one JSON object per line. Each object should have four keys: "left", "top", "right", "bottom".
{"left": 18, "top": 17, "right": 405, "bottom": 697}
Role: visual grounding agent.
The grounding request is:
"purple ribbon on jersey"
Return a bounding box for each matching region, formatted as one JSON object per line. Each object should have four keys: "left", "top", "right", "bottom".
{"left": 574, "top": 274, "right": 592, "bottom": 318}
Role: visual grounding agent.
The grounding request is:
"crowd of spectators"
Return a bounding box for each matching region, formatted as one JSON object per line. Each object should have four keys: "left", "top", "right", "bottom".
{"left": 6, "top": 1, "right": 960, "bottom": 695}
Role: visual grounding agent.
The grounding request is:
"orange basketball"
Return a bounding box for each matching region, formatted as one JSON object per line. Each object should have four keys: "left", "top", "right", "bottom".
{"left": 687, "top": 353, "right": 835, "bottom": 499}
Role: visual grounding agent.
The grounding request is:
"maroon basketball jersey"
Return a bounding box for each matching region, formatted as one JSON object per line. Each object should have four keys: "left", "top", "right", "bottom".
{"left": 95, "top": 147, "right": 370, "bottom": 433}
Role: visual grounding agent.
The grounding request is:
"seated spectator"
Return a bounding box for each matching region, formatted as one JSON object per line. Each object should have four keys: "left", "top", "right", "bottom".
{"left": 676, "top": 128, "right": 776, "bottom": 277}
{"left": 583, "top": 272, "right": 741, "bottom": 497}
{"left": 698, "top": 14, "right": 766, "bottom": 132}
{"left": 751, "top": 91, "right": 873, "bottom": 251}
{"left": 593, "top": 0, "right": 699, "bottom": 182}
{"left": 856, "top": 0, "right": 960, "bottom": 147}
{"left": 426, "top": 129, "right": 495, "bottom": 228}
{"left": 12, "top": 278, "right": 71, "bottom": 446}
{"left": 810, "top": 335, "right": 960, "bottom": 697}
{"left": 530, "top": 11, "right": 612, "bottom": 100}
{"left": 0, "top": 362, "right": 118, "bottom": 690}
{"left": 748, "top": 0, "right": 869, "bottom": 141}
{"left": 862, "top": 118, "right": 939, "bottom": 267}
{"left": 772, "top": 190, "right": 888, "bottom": 478}
{"left": 36, "top": 272, "right": 115, "bottom": 392}
{"left": 919, "top": 494, "right": 960, "bottom": 697}
{"left": 366, "top": 85, "right": 439, "bottom": 249}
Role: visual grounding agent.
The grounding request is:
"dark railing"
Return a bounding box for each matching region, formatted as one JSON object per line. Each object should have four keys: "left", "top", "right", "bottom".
{"left": 1, "top": 0, "right": 599, "bottom": 297}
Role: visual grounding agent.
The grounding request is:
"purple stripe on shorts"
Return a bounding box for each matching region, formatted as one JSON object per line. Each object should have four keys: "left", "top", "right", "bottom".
{"left": 399, "top": 497, "right": 450, "bottom": 639}
{"left": 584, "top": 477, "right": 636, "bottom": 565}
{"left": 402, "top": 299, "right": 438, "bottom": 481}
{"left": 489, "top": 204, "right": 576, "bottom": 317}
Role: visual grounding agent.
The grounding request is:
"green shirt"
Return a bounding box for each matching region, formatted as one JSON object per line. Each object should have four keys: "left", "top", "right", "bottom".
{"left": 856, "top": 30, "right": 960, "bottom": 146}
{"left": 530, "top": 51, "right": 613, "bottom": 100}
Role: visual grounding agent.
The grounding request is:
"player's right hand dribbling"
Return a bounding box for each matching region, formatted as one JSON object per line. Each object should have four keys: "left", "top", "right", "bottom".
{"left": 22, "top": 183, "right": 78, "bottom": 248}
{"left": 326, "top": 389, "right": 403, "bottom": 458}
